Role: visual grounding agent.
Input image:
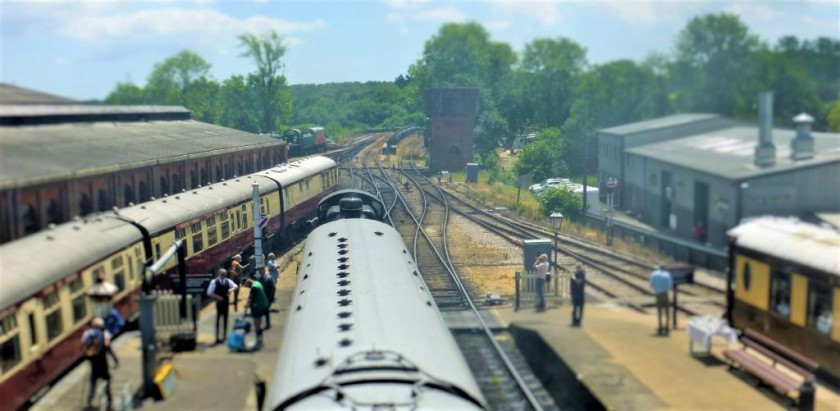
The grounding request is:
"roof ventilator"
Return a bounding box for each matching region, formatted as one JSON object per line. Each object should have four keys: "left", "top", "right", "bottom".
{"left": 754, "top": 91, "right": 776, "bottom": 167}
{"left": 791, "top": 113, "right": 815, "bottom": 161}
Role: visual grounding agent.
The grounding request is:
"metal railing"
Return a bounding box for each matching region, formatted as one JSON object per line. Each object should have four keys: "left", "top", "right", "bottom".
{"left": 514, "top": 270, "right": 568, "bottom": 310}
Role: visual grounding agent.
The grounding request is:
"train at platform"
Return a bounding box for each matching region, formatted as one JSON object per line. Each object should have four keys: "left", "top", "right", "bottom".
{"left": 281, "top": 127, "right": 328, "bottom": 157}
{"left": 726, "top": 216, "right": 840, "bottom": 386}
{"left": 265, "top": 189, "right": 485, "bottom": 410}
{"left": 0, "top": 156, "right": 339, "bottom": 410}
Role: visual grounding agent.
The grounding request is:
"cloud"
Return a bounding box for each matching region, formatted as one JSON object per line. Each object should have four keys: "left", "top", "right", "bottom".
{"left": 415, "top": 6, "right": 466, "bottom": 22}
{"left": 489, "top": 0, "right": 562, "bottom": 26}
{"left": 58, "top": 8, "right": 325, "bottom": 44}
{"left": 485, "top": 20, "right": 513, "bottom": 30}
{"left": 384, "top": 0, "right": 432, "bottom": 10}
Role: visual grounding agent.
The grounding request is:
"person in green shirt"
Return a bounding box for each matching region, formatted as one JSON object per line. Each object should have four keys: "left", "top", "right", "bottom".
{"left": 245, "top": 277, "right": 269, "bottom": 347}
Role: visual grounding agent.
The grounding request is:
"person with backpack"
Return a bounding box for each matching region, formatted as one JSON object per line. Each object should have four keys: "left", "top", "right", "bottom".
{"left": 256, "top": 267, "right": 276, "bottom": 329}
{"left": 207, "top": 268, "right": 238, "bottom": 344}
{"left": 80, "top": 317, "right": 119, "bottom": 410}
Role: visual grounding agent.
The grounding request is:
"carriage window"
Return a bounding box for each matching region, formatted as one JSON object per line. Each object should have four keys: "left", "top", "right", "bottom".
{"left": 68, "top": 277, "right": 84, "bottom": 294}
{"left": 72, "top": 295, "right": 88, "bottom": 324}
{"left": 769, "top": 269, "right": 790, "bottom": 318}
{"left": 260, "top": 197, "right": 268, "bottom": 217}
{"left": 93, "top": 266, "right": 105, "bottom": 282}
{"left": 190, "top": 222, "right": 204, "bottom": 253}
{"left": 45, "top": 309, "right": 63, "bottom": 342}
{"left": 28, "top": 313, "right": 37, "bottom": 345}
{"left": 220, "top": 212, "right": 230, "bottom": 239}
{"left": 69, "top": 277, "right": 88, "bottom": 324}
{"left": 807, "top": 282, "right": 833, "bottom": 335}
{"left": 206, "top": 216, "right": 218, "bottom": 246}
{"left": 113, "top": 272, "right": 125, "bottom": 292}
{"left": 241, "top": 205, "right": 248, "bottom": 228}
{"left": 0, "top": 315, "right": 21, "bottom": 374}
{"left": 176, "top": 228, "right": 186, "bottom": 240}
{"left": 41, "top": 290, "right": 63, "bottom": 342}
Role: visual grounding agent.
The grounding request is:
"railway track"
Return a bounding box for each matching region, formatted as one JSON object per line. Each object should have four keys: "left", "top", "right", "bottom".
{"left": 404, "top": 168, "right": 725, "bottom": 317}
{"left": 347, "top": 137, "right": 552, "bottom": 410}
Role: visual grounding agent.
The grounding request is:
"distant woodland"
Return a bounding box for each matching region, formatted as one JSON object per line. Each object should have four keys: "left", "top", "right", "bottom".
{"left": 104, "top": 13, "right": 840, "bottom": 183}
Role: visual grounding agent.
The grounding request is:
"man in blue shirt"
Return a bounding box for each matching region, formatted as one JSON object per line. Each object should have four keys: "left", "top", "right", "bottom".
{"left": 649, "top": 265, "right": 673, "bottom": 336}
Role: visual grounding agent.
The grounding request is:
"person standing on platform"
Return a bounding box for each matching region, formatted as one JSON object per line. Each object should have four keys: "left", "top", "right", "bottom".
{"left": 571, "top": 264, "right": 586, "bottom": 326}
{"left": 230, "top": 254, "right": 244, "bottom": 284}
{"left": 81, "top": 317, "right": 119, "bottom": 410}
{"left": 267, "top": 252, "right": 279, "bottom": 283}
{"left": 207, "top": 268, "right": 238, "bottom": 343}
{"left": 533, "top": 254, "right": 549, "bottom": 312}
{"left": 245, "top": 277, "right": 270, "bottom": 348}
{"left": 256, "top": 267, "right": 276, "bottom": 329}
{"left": 649, "top": 265, "right": 673, "bottom": 336}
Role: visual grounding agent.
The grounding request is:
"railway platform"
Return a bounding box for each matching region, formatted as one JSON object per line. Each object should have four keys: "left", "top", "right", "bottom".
{"left": 31, "top": 272, "right": 299, "bottom": 411}
{"left": 492, "top": 302, "right": 840, "bottom": 410}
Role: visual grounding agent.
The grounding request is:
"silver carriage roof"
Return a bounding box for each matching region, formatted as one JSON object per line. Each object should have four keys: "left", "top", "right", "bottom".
{"left": 267, "top": 218, "right": 484, "bottom": 409}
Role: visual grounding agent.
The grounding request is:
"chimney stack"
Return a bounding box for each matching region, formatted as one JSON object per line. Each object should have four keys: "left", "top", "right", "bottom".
{"left": 754, "top": 91, "right": 776, "bottom": 167}
{"left": 791, "top": 113, "right": 815, "bottom": 161}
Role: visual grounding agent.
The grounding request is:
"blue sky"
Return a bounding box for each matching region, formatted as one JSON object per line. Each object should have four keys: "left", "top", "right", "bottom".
{"left": 1, "top": 0, "right": 838, "bottom": 101}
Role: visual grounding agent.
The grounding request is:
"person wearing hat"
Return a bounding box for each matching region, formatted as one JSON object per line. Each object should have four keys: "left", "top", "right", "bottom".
{"left": 81, "top": 317, "right": 119, "bottom": 409}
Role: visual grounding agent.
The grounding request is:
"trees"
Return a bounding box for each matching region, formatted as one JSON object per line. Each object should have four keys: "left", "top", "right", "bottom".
{"left": 513, "top": 128, "right": 569, "bottom": 182}
{"left": 520, "top": 37, "right": 587, "bottom": 128}
{"left": 146, "top": 50, "right": 212, "bottom": 106}
{"left": 238, "top": 30, "right": 292, "bottom": 133}
{"left": 538, "top": 186, "right": 583, "bottom": 221}
{"left": 671, "top": 13, "right": 761, "bottom": 117}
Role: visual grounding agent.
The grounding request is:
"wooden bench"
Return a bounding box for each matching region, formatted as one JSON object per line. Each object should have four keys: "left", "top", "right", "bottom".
{"left": 724, "top": 329, "right": 816, "bottom": 411}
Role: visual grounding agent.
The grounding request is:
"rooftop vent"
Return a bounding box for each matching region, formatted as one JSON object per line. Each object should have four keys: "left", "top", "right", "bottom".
{"left": 754, "top": 91, "right": 776, "bottom": 167}
{"left": 791, "top": 113, "right": 815, "bottom": 161}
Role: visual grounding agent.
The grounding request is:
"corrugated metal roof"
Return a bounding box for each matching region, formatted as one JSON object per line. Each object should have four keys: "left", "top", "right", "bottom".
{"left": 0, "top": 104, "right": 189, "bottom": 117}
{"left": 0, "top": 120, "right": 284, "bottom": 189}
{"left": 625, "top": 126, "right": 840, "bottom": 180}
{"left": 728, "top": 216, "right": 840, "bottom": 276}
{"left": 0, "top": 83, "right": 78, "bottom": 105}
{"left": 600, "top": 113, "right": 720, "bottom": 136}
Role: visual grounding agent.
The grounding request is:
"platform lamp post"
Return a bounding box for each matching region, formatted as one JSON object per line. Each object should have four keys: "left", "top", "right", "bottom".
{"left": 606, "top": 177, "right": 618, "bottom": 246}
{"left": 550, "top": 211, "right": 564, "bottom": 269}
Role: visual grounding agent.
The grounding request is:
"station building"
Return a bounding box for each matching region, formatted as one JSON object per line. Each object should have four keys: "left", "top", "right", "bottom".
{"left": 0, "top": 83, "right": 288, "bottom": 244}
{"left": 598, "top": 93, "right": 840, "bottom": 248}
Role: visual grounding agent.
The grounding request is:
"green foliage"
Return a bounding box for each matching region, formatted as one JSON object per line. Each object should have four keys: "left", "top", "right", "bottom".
{"left": 513, "top": 128, "right": 569, "bottom": 182}
{"left": 521, "top": 37, "right": 587, "bottom": 128}
{"left": 670, "top": 13, "right": 762, "bottom": 117}
{"left": 828, "top": 101, "right": 840, "bottom": 132}
{"left": 238, "top": 30, "right": 291, "bottom": 133}
{"left": 538, "top": 187, "right": 583, "bottom": 221}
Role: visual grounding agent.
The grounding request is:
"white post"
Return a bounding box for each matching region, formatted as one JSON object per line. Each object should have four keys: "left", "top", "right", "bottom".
{"left": 252, "top": 184, "right": 264, "bottom": 271}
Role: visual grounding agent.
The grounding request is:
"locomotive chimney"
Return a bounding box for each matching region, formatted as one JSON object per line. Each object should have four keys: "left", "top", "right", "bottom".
{"left": 754, "top": 91, "right": 776, "bottom": 167}
{"left": 791, "top": 113, "right": 815, "bottom": 161}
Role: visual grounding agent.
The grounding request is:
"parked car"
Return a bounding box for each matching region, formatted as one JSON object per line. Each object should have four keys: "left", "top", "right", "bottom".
{"left": 531, "top": 178, "right": 572, "bottom": 195}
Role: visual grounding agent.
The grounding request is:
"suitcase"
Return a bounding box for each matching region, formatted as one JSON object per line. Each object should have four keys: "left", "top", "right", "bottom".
{"left": 227, "top": 330, "right": 246, "bottom": 351}
{"left": 233, "top": 316, "right": 251, "bottom": 333}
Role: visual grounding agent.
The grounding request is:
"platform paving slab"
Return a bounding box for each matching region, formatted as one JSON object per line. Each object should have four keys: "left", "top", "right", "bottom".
{"left": 492, "top": 302, "right": 840, "bottom": 411}
{"left": 31, "top": 261, "right": 300, "bottom": 411}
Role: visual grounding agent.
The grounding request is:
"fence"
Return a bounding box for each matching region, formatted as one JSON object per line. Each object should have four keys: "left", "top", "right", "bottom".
{"left": 514, "top": 270, "right": 569, "bottom": 310}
